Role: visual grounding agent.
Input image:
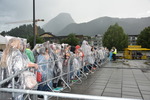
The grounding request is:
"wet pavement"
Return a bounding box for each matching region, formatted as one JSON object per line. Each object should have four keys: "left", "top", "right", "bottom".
{"left": 59, "top": 60, "right": 150, "bottom": 100}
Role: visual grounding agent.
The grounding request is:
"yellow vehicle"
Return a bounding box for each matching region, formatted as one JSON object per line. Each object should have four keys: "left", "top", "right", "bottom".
{"left": 124, "top": 45, "right": 150, "bottom": 60}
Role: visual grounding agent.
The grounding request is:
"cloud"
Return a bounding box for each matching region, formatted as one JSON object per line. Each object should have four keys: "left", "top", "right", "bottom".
{"left": 0, "top": 0, "right": 150, "bottom": 32}
{"left": 147, "top": 10, "right": 150, "bottom": 14}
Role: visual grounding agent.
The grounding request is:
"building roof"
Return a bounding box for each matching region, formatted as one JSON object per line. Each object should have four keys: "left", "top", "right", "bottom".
{"left": 126, "top": 48, "right": 150, "bottom": 51}
{"left": 128, "top": 34, "right": 138, "bottom": 36}
{"left": 126, "top": 45, "right": 150, "bottom": 51}
{"left": 40, "top": 32, "right": 55, "bottom": 38}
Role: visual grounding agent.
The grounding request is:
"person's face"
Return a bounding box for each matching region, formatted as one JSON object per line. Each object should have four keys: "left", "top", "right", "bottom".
{"left": 56, "top": 49, "right": 60, "bottom": 53}
{"left": 77, "top": 49, "right": 80, "bottom": 53}
{"left": 65, "top": 46, "right": 70, "bottom": 51}
{"left": 46, "top": 49, "right": 49, "bottom": 53}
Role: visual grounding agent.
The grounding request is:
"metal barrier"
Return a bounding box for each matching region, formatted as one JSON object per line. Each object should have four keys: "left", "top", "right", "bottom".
{"left": 0, "top": 88, "right": 141, "bottom": 100}
{"left": 0, "top": 56, "right": 107, "bottom": 99}
{"left": 0, "top": 54, "right": 142, "bottom": 100}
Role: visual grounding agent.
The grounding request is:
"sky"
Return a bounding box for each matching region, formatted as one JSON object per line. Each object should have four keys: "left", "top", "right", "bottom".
{"left": 0, "top": 0, "right": 150, "bottom": 32}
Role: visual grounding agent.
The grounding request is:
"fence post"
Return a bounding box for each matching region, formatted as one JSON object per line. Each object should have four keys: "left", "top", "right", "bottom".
{"left": 44, "top": 95, "right": 48, "bottom": 100}
{"left": 12, "top": 78, "right": 15, "bottom": 100}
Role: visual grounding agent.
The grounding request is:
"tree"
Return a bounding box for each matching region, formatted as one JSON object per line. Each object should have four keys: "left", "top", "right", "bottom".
{"left": 60, "top": 33, "right": 79, "bottom": 46}
{"left": 0, "top": 24, "right": 45, "bottom": 39}
{"left": 0, "top": 31, "right": 7, "bottom": 36}
{"left": 27, "top": 35, "right": 44, "bottom": 49}
{"left": 0, "top": 24, "right": 45, "bottom": 48}
{"left": 137, "top": 26, "right": 150, "bottom": 48}
{"left": 102, "top": 23, "right": 128, "bottom": 51}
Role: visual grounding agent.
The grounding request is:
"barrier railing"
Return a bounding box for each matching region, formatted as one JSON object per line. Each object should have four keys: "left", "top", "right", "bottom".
{"left": 0, "top": 55, "right": 142, "bottom": 100}
{"left": 0, "top": 56, "right": 108, "bottom": 99}
{"left": 0, "top": 88, "right": 141, "bottom": 100}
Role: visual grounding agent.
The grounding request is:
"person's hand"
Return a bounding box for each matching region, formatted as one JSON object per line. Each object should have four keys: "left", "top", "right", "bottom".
{"left": 34, "top": 64, "right": 38, "bottom": 69}
{"left": 27, "top": 63, "right": 38, "bottom": 69}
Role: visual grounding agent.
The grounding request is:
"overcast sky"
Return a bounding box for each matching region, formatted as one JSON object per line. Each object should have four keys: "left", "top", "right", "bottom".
{"left": 0, "top": 0, "right": 150, "bottom": 32}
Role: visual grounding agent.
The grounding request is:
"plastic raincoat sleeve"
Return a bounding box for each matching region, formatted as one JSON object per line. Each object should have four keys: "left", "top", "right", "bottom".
{"left": 37, "top": 55, "right": 47, "bottom": 69}
{"left": 81, "top": 41, "right": 92, "bottom": 56}
{"left": 73, "top": 58, "right": 80, "bottom": 70}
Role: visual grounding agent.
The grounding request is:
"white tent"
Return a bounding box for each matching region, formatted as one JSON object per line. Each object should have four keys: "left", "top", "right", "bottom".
{"left": 0, "top": 35, "right": 7, "bottom": 50}
{"left": 0, "top": 35, "right": 7, "bottom": 44}
{"left": 0, "top": 35, "right": 27, "bottom": 50}
{"left": 5, "top": 36, "right": 27, "bottom": 43}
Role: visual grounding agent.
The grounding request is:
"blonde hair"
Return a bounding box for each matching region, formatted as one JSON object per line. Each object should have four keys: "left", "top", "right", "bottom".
{"left": 0, "top": 38, "right": 21, "bottom": 68}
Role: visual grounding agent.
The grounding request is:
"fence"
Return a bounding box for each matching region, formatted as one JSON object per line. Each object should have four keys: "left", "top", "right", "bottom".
{"left": 0, "top": 88, "right": 141, "bottom": 100}
{"left": 0, "top": 53, "right": 143, "bottom": 100}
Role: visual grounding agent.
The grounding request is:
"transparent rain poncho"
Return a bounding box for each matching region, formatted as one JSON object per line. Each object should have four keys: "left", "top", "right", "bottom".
{"left": 65, "top": 52, "right": 73, "bottom": 81}
{"left": 37, "top": 47, "right": 52, "bottom": 80}
{"left": 43, "top": 42, "right": 55, "bottom": 81}
{"left": 72, "top": 56, "right": 81, "bottom": 78}
{"left": 81, "top": 40, "right": 94, "bottom": 64}
{"left": 98, "top": 47, "right": 105, "bottom": 60}
{"left": 75, "top": 55, "right": 82, "bottom": 69}
{"left": 89, "top": 49, "right": 95, "bottom": 65}
{"left": 6, "top": 48, "right": 29, "bottom": 100}
{"left": 7, "top": 48, "right": 27, "bottom": 76}
{"left": 81, "top": 40, "right": 89, "bottom": 57}
{"left": 32, "top": 44, "right": 43, "bottom": 62}
{"left": 93, "top": 49, "right": 99, "bottom": 63}
{"left": 35, "top": 46, "right": 53, "bottom": 91}
{"left": 52, "top": 44, "right": 63, "bottom": 86}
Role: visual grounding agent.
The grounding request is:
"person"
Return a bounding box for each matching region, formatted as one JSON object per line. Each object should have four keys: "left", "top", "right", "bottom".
{"left": 81, "top": 40, "right": 94, "bottom": 74}
{"left": 32, "top": 44, "right": 42, "bottom": 63}
{"left": 52, "top": 44, "right": 63, "bottom": 88}
{"left": 0, "top": 38, "right": 38, "bottom": 100}
{"left": 36, "top": 46, "right": 53, "bottom": 92}
{"left": 109, "top": 49, "right": 113, "bottom": 61}
{"left": 75, "top": 47, "right": 82, "bottom": 77}
{"left": 112, "top": 47, "right": 117, "bottom": 61}
{"left": 62, "top": 45, "right": 72, "bottom": 83}
{"left": 25, "top": 43, "right": 35, "bottom": 63}
{"left": 20, "top": 39, "right": 38, "bottom": 100}
{"left": 97, "top": 47, "right": 105, "bottom": 64}
{"left": 75, "top": 46, "right": 84, "bottom": 67}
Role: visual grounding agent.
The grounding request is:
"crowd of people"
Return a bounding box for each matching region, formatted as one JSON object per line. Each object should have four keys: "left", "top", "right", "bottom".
{"left": 0, "top": 37, "right": 110, "bottom": 100}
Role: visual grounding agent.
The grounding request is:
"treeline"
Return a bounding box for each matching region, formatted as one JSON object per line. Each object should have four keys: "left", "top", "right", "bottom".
{"left": 0, "top": 24, "right": 45, "bottom": 39}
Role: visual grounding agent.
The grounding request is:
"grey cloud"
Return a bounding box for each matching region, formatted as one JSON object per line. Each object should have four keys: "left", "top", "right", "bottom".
{"left": 0, "top": 0, "right": 150, "bottom": 32}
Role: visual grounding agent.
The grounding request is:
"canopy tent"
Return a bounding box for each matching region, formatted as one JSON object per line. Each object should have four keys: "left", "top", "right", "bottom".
{"left": 0, "top": 35, "right": 27, "bottom": 50}
{"left": 0, "top": 35, "right": 7, "bottom": 50}
{"left": 0, "top": 35, "right": 7, "bottom": 44}
{"left": 5, "top": 36, "right": 27, "bottom": 43}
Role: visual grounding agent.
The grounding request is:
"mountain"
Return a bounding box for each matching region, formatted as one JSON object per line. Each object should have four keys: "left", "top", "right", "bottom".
{"left": 57, "top": 16, "right": 150, "bottom": 36}
{"left": 43, "top": 13, "right": 150, "bottom": 36}
{"left": 43, "top": 13, "right": 75, "bottom": 34}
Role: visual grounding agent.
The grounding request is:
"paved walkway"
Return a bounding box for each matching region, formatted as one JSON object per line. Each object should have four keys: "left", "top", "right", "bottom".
{"left": 60, "top": 60, "right": 150, "bottom": 100}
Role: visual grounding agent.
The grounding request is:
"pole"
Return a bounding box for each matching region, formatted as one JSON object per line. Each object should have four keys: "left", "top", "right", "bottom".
{"left": 0, "top": 88, "right": 140, "bottom": 100}
{"left": 33, "top": 0, "right": 36, "bottom": 46}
